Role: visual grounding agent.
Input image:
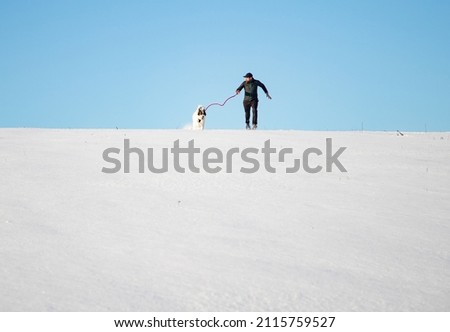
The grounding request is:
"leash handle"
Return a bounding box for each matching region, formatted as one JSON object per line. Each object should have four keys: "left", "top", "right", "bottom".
{"left": 205, "top": 93, "right": 238, "bottom": 111}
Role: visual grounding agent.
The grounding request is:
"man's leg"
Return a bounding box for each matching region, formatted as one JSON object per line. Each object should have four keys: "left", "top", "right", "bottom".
{"left": 251, "top": 100, "right": 258, "bottom": 128}
{"left": 243, "top": 100, "right": 251, "bottom": 129}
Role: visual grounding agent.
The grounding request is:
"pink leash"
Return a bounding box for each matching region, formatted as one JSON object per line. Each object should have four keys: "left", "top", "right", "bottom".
{"left": 205, "top": 93, "right": 238, "bottom": 111}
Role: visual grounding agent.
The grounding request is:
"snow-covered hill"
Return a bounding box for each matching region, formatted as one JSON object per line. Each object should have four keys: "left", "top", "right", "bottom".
{"left": 0, "top": 129, "right": 449, "bottom": 311}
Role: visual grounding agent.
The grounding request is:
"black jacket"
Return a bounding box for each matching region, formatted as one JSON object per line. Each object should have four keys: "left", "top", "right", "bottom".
{"left": 236, "top": 79, "right": 269, "bottom": 101}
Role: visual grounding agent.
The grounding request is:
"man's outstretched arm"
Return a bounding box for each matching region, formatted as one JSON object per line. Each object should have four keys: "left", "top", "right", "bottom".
{"left": 236, "top": 82, "right": 245, "bottom": 94}
{"left": 257, "top": 81, "right": 272, "bottom": 99}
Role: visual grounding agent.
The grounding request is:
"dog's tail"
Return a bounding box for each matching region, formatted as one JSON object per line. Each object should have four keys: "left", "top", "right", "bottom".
{"left": 182, "top": 123, "right": 193, "bottom": 130}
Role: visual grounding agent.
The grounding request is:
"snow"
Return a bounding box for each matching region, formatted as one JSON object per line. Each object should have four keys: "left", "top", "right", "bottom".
{"left": 0, "top": 128, "right": 449, "bottom": 311}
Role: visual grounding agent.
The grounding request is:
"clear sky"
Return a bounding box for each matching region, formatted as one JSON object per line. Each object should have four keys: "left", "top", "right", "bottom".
{"left": 1, "top": 0, "right": 449, "bottom": 131}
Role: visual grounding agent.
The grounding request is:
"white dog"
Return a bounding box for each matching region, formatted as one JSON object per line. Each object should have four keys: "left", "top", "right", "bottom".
{"left": 192, "top": 105, "right": 206, "bottom": 130}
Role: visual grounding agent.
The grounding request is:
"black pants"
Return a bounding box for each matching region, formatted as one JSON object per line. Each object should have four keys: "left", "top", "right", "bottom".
{"left": 243, "top": 99, "right": 258, "bottom": 125}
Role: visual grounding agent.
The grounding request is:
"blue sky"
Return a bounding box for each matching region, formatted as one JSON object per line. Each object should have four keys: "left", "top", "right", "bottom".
{"left": 1, "top": 0, "right": 449, "bottom": 131}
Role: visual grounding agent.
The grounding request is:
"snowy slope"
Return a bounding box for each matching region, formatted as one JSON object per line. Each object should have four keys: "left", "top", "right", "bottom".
{"left": 0, "top": 129, "right": 449, "bottom": 311}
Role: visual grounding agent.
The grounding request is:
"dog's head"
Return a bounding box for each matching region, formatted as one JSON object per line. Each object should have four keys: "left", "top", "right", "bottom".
{"left": 196, "top": 105, "right": 206, "bottom": 121}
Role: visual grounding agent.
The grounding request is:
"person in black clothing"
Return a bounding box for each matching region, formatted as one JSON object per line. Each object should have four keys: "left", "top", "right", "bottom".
{"left": 236, "top": 73, "right": 272, "bottom": 130}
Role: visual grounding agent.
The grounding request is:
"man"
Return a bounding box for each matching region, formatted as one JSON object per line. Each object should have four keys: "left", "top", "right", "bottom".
{"left": 236, "top": 73, "right": 272, "bottom": 130}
